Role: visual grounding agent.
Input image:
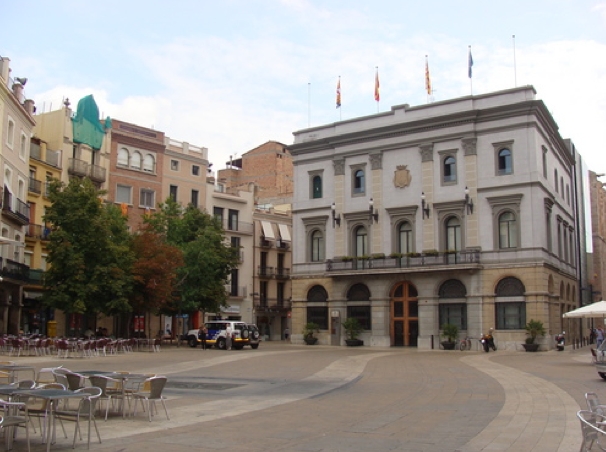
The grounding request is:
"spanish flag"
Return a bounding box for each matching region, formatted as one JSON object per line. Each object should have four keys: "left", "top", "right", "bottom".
{"left": 374, "top": 69, "right": 380, "bottom": 102}
{"left": 336, "top": 77, "right": 341, "bottom": 108}
{"left": 425, "top": 56, "right": 431, "bottom": 95}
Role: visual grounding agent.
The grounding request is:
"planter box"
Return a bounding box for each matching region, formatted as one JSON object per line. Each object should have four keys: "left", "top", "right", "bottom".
{"left": 441, "top": 341, "right": 456, "bottom": 350}
{"left": 522, "top": 343, "right": 540, "bottom": 352}
{"left": 304, "top": 337, "right": 318, "bottom": 345}
{"left": 345, "top": 339, "right": 364, "bottom": 346}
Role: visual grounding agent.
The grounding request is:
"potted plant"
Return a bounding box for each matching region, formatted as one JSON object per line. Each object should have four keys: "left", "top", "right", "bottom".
{"left": 522, "top": 319, "right": 545, "bottom": 352}
{"left": 440, "top": 323, "right": 459, "bottom": 350}
{"left": 342, "top": 317, "right": 364, "bottom": 346}
{"left": 302, "top": 322, "right": 319, "bottom": 345}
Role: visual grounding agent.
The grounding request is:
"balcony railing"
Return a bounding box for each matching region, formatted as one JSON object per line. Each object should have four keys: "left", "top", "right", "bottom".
{"left": 28, "top": 177, "right": 42, "bottom": 195}
{"left": 259, "top": 239, "right": 273, "bottom": 248}
{"left": 275, "top": 267, "right": 290, "bottom": 279}
{"left": 276, "top": 240, "right": 290, "bottom": 249}
{"left": 26, "top": 224, "right": 51, "bottom": 240}
{"left": 28, "top": 268, "right": 45, "bottom": 285}
{"left": 68, "top": 158, "right": 89, "bottom": 177}
{"left": 89, "top": 164, "right": 106, "bottom": 183}
{"left": 2, "top": 192, "right": 29, "bottom": 225}
{"left": 254, "top": 297, "right": 292, "bottom": 311}
{"left": 326, "top": 250, "right": 481, "bottom": 272}
{"left": 258, "top": 266, "right": 274, "bottom": 278}
{"left": 0, "top": 257, "right": 29, "bottom": 282}
{"left": 224, "top": 285, "right": 247, "bottom": 298}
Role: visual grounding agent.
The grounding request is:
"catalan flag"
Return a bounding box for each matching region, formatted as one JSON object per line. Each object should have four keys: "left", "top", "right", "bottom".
{"left": 374, "top": 69, "right": 380, "bottom": 102}
{"left": 425, "top": 56, "right": 431, "bottom": 95}
{"left": 336, "top": 77, "right": 341, "bottom": 108}
{"left": 468, "top": 46, "right": 474, "bottom": 78}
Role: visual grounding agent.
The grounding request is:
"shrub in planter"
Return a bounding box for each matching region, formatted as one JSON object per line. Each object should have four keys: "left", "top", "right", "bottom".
{"left": 440, "top": 323, "right": 459, "bottom": 350}
{"left": 343, "top": 317, "right": 364, "bottom": 346}
{"left": 302, "top": 322, "right": 319, "bottom": 345}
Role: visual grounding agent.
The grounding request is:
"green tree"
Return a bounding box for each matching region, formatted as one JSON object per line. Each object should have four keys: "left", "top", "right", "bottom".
{"left": 43, "top": 178, "right": 134, "bottom": 319}
{"left": 130, "top": 226, "right": 184, "bottom": 336}
{"left": 145, "top": 199, "right": 239, "bottom": 314}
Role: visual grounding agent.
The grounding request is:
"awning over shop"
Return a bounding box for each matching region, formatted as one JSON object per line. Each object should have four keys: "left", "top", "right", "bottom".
{"left": 261, "top": 221, "right": 275, "bottom": 240}
{"left": 278, "top": 224, "right": 291, "bottom": 242}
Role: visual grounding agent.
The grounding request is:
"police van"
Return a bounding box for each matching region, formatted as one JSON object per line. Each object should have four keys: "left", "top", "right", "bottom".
{"left": 186, "top": 321, "right": 254, "bottom": 350}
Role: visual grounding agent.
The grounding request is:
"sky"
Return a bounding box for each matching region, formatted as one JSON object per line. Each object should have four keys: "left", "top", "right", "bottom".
{"left": 2, "top": 0, "right": 606, "bottom": 172}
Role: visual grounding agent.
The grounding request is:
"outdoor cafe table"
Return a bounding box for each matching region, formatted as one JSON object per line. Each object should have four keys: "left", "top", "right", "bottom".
{"left": 0, "top": 364, "right": 35, "bottom": 383}
{"left": 78, "top": 371, "right": 147, "bottom": 418}
{"left": 20, "top": 388, "right": 89, "bottom": 452}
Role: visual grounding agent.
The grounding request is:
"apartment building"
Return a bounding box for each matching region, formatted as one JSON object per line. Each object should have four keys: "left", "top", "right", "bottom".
{"left": 22, "top": 137, "right": 62, "bottom": 335}
{"left": 163, "top": 138, "right": 209, "bottom": 210}
{"left": 289, "top": 86, "right": 581, "bottom": 350}
{"left": 205, "top": 179, "right": 255, "bottom": 325}
{"left": 0, "top": 56, "right": 35, "bottom": 334}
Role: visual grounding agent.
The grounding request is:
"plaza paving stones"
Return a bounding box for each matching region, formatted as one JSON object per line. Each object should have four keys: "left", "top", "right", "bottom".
{"left": 7, "top": 342, "right": 603, "bottom": 451}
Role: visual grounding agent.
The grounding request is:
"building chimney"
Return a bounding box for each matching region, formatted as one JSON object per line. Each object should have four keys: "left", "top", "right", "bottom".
{"left": 23, "top": 99, "right": 35, "bottom": 115}
{"left": 0, "top": 57, "right": 10, "bottom": 82}
{"left": 12, "top": 83, "right": 24, "bottom": 103}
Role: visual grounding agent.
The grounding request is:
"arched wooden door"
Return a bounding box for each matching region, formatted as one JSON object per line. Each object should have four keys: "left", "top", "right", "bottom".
{"left": 391, "top": 282, "right": 419, "bottom": 346}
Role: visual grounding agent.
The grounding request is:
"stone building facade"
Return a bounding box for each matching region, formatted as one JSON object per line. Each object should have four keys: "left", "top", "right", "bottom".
{"left": 289, "top": 86, "right": 580, "bottom": 350}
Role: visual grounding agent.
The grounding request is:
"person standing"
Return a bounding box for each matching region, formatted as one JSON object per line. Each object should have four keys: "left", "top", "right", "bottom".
{"left": 198, "top": 325, "right": 207, "bottom": 350}
{"left": 225, "top": 324, "right": 233, "bottom": 350}
{"left": 598, "top": 327, "right": 605, "bottom": 349}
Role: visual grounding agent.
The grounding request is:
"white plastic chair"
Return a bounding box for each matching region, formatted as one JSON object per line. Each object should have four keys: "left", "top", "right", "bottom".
{"left": 131, "top": 376, "right": 169, "bottom": 422}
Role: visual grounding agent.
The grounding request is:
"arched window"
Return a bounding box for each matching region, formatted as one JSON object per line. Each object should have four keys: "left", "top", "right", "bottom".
{"left": 143, "top": 154, "right": 155, "bottom": 173}
{"left": 398, "top": 221, "right": 413, "bottom": 254}
{"left": 498, "top": 148, "right": 512, "bottom": 174}
{"left": 443, "top": 156, "right": 456, "bottom": 182}
{"left": 495, "top": 276, "right": 526, "bottom": 329}
{"left": 445, "top": 217, "right": 461, "bottom": 251}
{"left": 312, "top": 175, "right": 322, "bottom": 199}
{"left": 131, "top": 151, "right": 142, "bottom": 170}
{"left": 355, "top": 226, "right": 368, "bottom": 257}
{"left": 499, "top": 211, "right": 517, "bottom": 248}
{"left": 117, "top": 148, "right": 129, "bottom": 167}
{"left": 311, "top": 230, "right": 324, "bottom": 262}
{"left": 353, "top": 169, "right": 365, "bottom": 194}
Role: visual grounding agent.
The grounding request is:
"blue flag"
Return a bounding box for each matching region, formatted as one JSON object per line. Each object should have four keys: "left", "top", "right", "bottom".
{"left": 468, "top": 47, "right": 474, "bottom": 78}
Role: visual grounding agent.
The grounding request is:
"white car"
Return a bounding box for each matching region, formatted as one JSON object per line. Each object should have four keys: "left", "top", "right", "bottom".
{"left": 186, "top": 321, "right": 251, "bottom": 350}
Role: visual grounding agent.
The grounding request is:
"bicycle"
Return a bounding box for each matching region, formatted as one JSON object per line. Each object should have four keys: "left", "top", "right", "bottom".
{"left": 459, "top": 336, "right": 473, "bottom": 351}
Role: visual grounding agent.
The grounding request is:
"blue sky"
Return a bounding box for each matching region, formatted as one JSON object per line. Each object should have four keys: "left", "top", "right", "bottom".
{"left": 3, "top": 0, "right": 606, "bottom": 172}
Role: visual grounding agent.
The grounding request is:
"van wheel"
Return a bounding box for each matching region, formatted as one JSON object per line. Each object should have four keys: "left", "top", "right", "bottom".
{"left": 599, "top": 372, "right": 606, "bottom": 381}
{"left": 217, "top": 338, "right": 226, "bottom": 350}
{"left": 241, "top": 329, "right": 250, "bottom": 339}
{"left": 188, "top": 337, "right": 197, "bottom": 348}
{"left": 251, "top": 344, "right": 259, "bottom": 349}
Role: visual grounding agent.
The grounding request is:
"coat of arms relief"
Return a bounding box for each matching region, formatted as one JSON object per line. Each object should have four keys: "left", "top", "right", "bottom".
{"left": 393, "top": 165, "right": 412, "bottom": 188}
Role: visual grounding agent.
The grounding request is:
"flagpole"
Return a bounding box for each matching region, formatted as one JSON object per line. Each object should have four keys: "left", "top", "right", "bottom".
{"left": 375, "top": 66, "right": 380, "bottom": 113}
{"left": 512, "top": 34, "right": 517, "bottom": 87}
{"left": 468, "top": 46, "right": 473, "bottom": 95}
{"left": 338, "top": 76, "right": 342, "bottom": 121}
{"left": 307, "top": 82, "right": 311, "bottom": 127}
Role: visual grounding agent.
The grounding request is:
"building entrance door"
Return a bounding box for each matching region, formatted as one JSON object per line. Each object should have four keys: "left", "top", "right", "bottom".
{"left": 391, "top": 282, "right": 419, "bottom": 347}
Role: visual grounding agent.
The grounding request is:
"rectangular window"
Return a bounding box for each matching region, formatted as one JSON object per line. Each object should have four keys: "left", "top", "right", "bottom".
{"left": 228, "top": 209, "right": 238, "bottom": 231}
{"left": 496, "top": 302, "right": 526, "bottom": 330}
{"left": 277, "top": 282, "right": 285, "bottom": 305}
{"left": 170, "top": 160, "right": 179, "bottom": 171}
{"left": 169, "top": 185, "right": 178, "bottom": 202}
{"left": 307, "top": 307, "right": 328, "bottom": 330}
{"left": 347, "top": 306, "right": 371, "bottom": 330}
{"left": 214, "top": 207, "right": 224, "bottom": 224}
{"left": 191, "top": 189, "right": 199, "bottom": 208}
{"left": 6, "top": 118, "right": 14, "bottom": 148}
{"left": 140, "top": 189, "right": 155, "bottom": 208}
{"left": 192, "top": 165, "right": 200, "bottom": 176}
{"left": 439, "top": 303, "right": 467, "bottom": 330}
{"left": 116, "top": 185, "right": 132, "bottom": 204}
{"left": 230, "top": 269, "right": 239, "bottom": 296}
{"left": 20, "top": 133, "right": 27, "bottom": 159}
{"left": 259, "top": 280, "right": 268, "bottom": 305}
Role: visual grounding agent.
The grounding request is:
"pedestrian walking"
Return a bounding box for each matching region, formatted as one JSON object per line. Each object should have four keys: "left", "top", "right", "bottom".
{"left": 284, "top": 328, "right": 290, "bottom": 341}
{"left": 225, "top": 324, "right": 233, "bottom": 350}
{"left": 198, "top": 325, "right": 207, "bottom": 350}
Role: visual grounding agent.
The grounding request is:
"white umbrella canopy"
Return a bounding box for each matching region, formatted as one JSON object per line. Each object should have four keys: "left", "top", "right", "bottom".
{"left": 563, "top": 300, "right": 606, "bottom": 318}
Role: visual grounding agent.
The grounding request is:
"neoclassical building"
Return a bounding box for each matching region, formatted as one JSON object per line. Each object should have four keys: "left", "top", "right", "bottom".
{"left": 288, "top": 86, "right": 580, "bottom": 350}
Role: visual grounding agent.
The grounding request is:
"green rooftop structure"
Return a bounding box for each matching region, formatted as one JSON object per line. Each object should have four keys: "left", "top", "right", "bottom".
{"left": 72, "top": 95, "right": 111, "bottom": 150}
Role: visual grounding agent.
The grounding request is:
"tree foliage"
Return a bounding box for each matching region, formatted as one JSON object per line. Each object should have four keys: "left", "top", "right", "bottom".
{"left": 130, "top": 226, "right": 183, "bottom": 315}
{"left": 43, "top": 178, "right": 134, "bottom": 316}
{"left": 145, "top": 199, "right": 239, "bottom": 314}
